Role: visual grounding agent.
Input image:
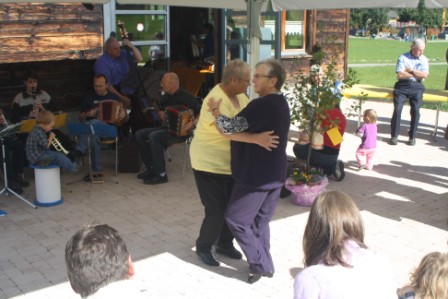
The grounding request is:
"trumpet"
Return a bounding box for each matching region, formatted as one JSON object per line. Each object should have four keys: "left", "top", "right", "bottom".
{"left": 50, "top": 137, "right": 69, "bottom": 155}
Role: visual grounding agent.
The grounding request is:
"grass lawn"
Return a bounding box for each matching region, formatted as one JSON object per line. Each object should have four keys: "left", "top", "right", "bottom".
{"left": 348, "top": 38, "right": 448, "bottom": 64}
{"left": 348, "top": 38, "right": 448, "bottom": 110}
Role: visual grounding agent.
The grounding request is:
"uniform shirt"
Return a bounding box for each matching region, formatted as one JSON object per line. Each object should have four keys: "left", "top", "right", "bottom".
{"left": 26, "top": 126, "right": 49, "bottom": 164}
{"left": 230, "top": 93, "right": 290, "bottom": 188}
{"left": 190, "top": 84, "right": 249, "bottom": 175}
{"left": 10, "top": 90, "right": 51, "bottom": 123}
{"left": 396, "top": 51, "right": 429, "bottom": 82}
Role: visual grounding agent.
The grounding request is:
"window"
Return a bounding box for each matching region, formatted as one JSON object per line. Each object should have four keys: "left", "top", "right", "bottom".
{"left": 104, "top": 1, "right": 169, "bottom": 64}
{"left": 223, "top": 6, "right": 307, "bottom": 64}
{"left": 282, "top": 11, "right": 306, "bottom": 55}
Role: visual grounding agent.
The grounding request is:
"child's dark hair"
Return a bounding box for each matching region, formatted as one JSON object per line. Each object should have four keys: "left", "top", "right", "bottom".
{"left": 36, "top": 110, "right": 55, "bottom": 125}
{"left": 22, "top": 70, "right": 39, "bottom": 81}
{"left": 363, "top": 109, "right": 377, "bottom": 124}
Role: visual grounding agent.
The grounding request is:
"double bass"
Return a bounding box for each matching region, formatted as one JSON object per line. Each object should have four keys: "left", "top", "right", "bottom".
{"left": 117, "top": 21, "right": 163, "bottom": 134}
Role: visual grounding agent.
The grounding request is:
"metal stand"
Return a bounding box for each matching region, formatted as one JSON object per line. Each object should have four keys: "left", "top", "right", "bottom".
{"left": 0, "top": 138, "right": 37, "bottom": 208}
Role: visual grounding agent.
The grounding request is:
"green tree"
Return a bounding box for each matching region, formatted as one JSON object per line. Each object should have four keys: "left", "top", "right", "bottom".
{"left": 350, "top": 8, "right": 388, "bottom": 34}
{"left": 398, "top": 0, "right": 443, "bottom": 29}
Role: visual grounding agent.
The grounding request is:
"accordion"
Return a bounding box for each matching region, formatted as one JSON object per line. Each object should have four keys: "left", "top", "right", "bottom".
{"left": 98, "top": 100, "right": 123, "bottom": 125}
{"left": 165, "top": 105, "right": 194, "bottom": 137}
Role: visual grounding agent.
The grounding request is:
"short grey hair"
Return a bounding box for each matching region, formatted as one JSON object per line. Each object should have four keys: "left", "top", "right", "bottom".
{"left": 222, "top": 59, "right": 250, "bottom": 84}
{"left": 411, "top": 38, "right": 425, "bottom": 50}
{"left": 256, "top": 59, "right": 286, "bottom": 91}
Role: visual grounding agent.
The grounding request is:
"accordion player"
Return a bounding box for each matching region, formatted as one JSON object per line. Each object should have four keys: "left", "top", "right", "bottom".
{"left": 97, "top": 100, "right": 125, "bottom": 125}
{"left": 165, "top": 105, "right": 194, "bottom": 137}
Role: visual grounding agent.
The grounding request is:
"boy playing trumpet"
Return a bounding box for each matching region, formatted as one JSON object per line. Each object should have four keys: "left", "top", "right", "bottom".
{"left": 26, "top": 110, "right": 78, "bottom": 172}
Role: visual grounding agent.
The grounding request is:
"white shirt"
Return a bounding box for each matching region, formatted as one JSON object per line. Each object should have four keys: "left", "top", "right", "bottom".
{"left": 84, "top": 279, "right": 148, "bottom": 299}
{"left": 293, "top": 240, "right": 397, "bottom": 299}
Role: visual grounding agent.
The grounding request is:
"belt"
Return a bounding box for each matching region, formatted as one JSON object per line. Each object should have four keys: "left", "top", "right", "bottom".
{"left": 398, "top": 79, "right": 422, "bottom": 84}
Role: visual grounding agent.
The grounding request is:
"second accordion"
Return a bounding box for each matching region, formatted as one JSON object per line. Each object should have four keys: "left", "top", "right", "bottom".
{"left": 98, "top": 100, "right": 123, "bottom": 125}
{"left": 165, "top": 105, "right": 194, "bottom": 137}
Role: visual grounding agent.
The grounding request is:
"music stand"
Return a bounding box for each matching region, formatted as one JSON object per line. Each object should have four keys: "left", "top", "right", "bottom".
{"left": 0, "top": 123, "right": 37, "bottom": 209}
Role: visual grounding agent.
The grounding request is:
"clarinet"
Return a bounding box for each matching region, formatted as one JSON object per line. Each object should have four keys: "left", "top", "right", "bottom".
{"left": 32, "top": 87, "right": 40, "bottom": 112}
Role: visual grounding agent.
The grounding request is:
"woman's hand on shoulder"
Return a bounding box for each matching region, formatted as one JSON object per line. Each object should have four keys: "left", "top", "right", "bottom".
{"left": 206, "top": 97, "right": 222, "bottom": 113}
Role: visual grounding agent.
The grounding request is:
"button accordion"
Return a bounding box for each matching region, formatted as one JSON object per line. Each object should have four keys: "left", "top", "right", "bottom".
{"left": 98, "top": 100, "right": 124, "bottom": 125}
{"left": 165, "top": 105, "right": 194, "bottom": 137}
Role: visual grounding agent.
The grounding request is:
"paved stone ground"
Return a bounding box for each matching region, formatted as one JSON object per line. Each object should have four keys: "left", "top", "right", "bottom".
{"left": 0, "top": 100, "right": 447, "bottom": 299}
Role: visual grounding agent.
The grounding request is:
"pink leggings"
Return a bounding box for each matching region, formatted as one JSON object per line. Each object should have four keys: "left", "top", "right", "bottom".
{"left": 356, "top": 148, "right": 376, "bottom": 170}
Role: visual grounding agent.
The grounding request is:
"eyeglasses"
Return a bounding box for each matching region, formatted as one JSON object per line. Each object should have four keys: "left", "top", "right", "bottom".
{"left": 253, "top": 74, "right": 272, "bottom": 79}
{"left": 239, "top": 78, "right": 251, "bottom": 84}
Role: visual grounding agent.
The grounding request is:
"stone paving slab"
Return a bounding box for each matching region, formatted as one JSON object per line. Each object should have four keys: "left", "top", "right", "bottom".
{"left": 0, "top": 100, "right": 447, "bottom": 299}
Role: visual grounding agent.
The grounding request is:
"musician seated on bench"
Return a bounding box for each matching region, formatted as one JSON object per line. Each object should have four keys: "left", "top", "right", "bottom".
{"left": 76, "top": 74, "right": 128, "bottom": 182}
{"left": 26, "top": 111, "right": 78, "bottom": 173}
{"left": 135, "top": 72, "right": 200, "bottom": 185}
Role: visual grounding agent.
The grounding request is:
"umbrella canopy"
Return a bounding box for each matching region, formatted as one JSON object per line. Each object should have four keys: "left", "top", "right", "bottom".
{"left": 2, "top": 0, "right": 446, "bottom": 9}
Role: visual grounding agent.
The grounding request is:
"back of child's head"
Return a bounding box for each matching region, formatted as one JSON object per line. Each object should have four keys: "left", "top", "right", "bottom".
{"left": 363, "top": 109, "right": 377, "bottom": 124}
{"left": 36, "top": 110, "right": 55, "bottom": 125}
{"left": 408, "top": 252, "right": 448, "bottom": 299}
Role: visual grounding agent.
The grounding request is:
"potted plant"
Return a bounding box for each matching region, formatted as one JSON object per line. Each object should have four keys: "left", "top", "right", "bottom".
{"left": 284, "top": 44, "right": 361, "bottom": 206}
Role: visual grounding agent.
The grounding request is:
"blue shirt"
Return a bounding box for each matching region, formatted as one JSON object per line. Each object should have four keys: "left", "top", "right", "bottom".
{"left": 94, "top": 49, "right": 135, "bottom": 95}
{"left": 395, "top": 51, "right": 429, "bottom": 82}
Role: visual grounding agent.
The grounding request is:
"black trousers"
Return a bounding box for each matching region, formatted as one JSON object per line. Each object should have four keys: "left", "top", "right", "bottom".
{"left": 1, "top": 136, "right": 26, "bottom": 180}
{"left": 391, "top": 80, "right": 425, "bottom": 139}
{"left": 194, "top": 169, "right": 235, "bottom": 252}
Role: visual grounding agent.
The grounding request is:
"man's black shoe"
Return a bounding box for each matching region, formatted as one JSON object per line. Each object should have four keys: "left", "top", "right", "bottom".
{"left": 8, "top": 181, "right": 23, "bottom": 195}
{"left": 144, "top": 174, "right": 168, "bottom": 185}
{"left": 137, "top": 169, "right": 155, "bottom": 180}
{"left": 83, "top": 173, "right": 103, "bottom": 182}
{"left": 247, "top": 271, "right": 274, "bottom": 284}
{"left": 215, "top": 245, "right": 243, "bottom": 260}
{"left": 388, "top": 137, "right": 398, "bottom": 145}
{"left": 14, "top": 176, "right": 30, "bottom": 188}
{"left": 407, "top": 138, "right": 416, "bottom": 146}
{"left": 196, "top": 250, "right": 220, "bottom": 266}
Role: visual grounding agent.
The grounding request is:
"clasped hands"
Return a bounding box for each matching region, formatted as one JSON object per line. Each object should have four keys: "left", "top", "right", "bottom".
{"left": 206, "top": 97, "right": 279, "bottom": 151}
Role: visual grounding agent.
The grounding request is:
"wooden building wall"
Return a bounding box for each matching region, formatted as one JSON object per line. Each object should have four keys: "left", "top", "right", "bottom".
{"left": 283, "top": 9, "right": 349, "bottom": 82}
{"left": 0, "top": 3, "right": 104, "bottom": 113}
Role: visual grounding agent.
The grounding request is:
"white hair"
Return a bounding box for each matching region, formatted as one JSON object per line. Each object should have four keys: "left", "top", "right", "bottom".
{"left": 412, "top": 38, "right": 425, "bottom": 49}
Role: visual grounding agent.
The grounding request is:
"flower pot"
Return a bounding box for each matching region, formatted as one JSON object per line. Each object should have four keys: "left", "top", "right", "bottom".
{"left": 284, "top": 177, "right": 328, "bottom": 207}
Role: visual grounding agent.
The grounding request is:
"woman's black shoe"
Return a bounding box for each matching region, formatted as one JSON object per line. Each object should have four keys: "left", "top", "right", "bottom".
{"left": 247, "top": 272, "right": 274, "bottom": 284}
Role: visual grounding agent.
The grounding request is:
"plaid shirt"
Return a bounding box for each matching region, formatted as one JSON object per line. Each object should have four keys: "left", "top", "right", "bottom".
{"left": 26, "top": 126, "right": 50, "bottom": 164}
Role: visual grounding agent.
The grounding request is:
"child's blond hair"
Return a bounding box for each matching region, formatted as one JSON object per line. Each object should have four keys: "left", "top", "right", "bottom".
{"left": 363, "top": 109, "right": 377, "bottom": 124}
{"left": 400, "top": 252, "right": 448, "bottom": 299}
{"left": 36, "top": 110, "right": 55, "bottom": 125}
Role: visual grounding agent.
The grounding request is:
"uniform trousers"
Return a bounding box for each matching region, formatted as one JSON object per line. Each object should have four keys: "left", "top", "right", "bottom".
{"left": 225, "top": 182, "right": 281, "bottom": 274}
{"left": 391, "top": 80, "right": 425, "bottom": 139}
{"left": 194, "top": 170, "right": 235, "bottom": 252}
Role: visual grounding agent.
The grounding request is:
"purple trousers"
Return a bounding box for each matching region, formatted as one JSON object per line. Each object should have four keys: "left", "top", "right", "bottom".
{"left": 225, "top": 182, "right": 281, "bottom": 274}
